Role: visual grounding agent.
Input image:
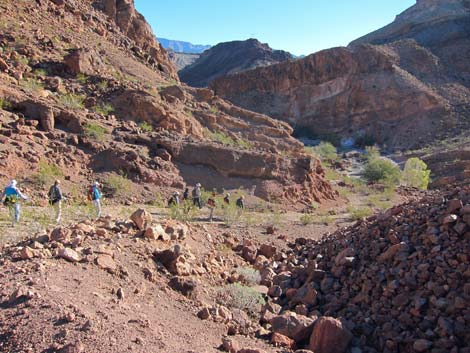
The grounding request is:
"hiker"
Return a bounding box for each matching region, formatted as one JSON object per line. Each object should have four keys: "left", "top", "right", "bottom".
{"left": 183, "top": 187, "right": 189, "bottom": 201}
{"left": 48, "top": 179, "right": 65, "bottom": 223}
{"left": 1, "top": 180, "right": 28, "bottom": 226}
{"left": 207, "top": 192, "right": 216, "bottom": 222}
{"left": 168, "top": 191, "right": 180, "bottom": 207}
{"left": 192, "top": 183, "right": 202, "bottom": 209}
{"left": 236, "top": 195, "right": 245, "bottom": 209}
{"left": 223, "top": 193, "right": 230, "bottom": 205}
{"left": 87, "top": 181, "right": 102, "bottom": 218}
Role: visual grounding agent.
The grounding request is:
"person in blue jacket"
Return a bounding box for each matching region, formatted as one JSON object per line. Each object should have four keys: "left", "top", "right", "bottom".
{"left": 87, "top": 181, "right": 102, "bottom": 218}
{"left": 1, "top": 180, "right": 28, "bottom": 226}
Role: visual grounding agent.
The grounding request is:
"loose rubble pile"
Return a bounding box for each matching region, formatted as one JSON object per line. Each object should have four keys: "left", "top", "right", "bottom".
{"left": 258, "top": 185, "right": 469, "bottom": 353}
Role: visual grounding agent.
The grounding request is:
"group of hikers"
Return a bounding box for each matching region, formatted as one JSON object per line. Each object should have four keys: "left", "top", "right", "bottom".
{"left": 168, "top": 182, "right": 246, "bottom": 222}
{"left": 0, "top": 179, "right": 103, "bottom": 227}
{"left": 1, "top": 179, "right": 243, "bottom": 226}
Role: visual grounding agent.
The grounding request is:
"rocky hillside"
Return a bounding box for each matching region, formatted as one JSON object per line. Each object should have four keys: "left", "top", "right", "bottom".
{"left": 210, "top": 0, "right": 470, "bottom": 151}
{"left": 259, "top": 184, "right": 469, "bottom": 352}
{"left": 158, "top": 37, "right": 211, "bottom": 54}
{"left": 0, "top": 0, "right": 335, "bottom": 206}
{"left": 179, "top": 39, "right": 293, "bottom": 88}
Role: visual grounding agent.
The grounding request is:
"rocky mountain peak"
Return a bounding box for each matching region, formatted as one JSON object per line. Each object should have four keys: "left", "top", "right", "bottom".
{"left": 179, "top": 38, "right": 292, "bottom": 87}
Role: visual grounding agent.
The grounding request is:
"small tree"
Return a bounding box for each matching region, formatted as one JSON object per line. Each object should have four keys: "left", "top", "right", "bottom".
{"left": 362, "top": 157, "right": 401, "bottom": 185}
{"left": 402, "top": 157, "right": 431, "bottom": 190}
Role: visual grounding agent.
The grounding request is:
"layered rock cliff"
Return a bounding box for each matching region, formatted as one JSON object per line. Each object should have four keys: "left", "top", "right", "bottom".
{"left": 179, "top": 39, "right": 292, "bottom": 87}
{"left": 0, "top": 0, "right": 334, "bottom": 206}
{"left": 211, "top": 0, "right": 470, "bottom": 150}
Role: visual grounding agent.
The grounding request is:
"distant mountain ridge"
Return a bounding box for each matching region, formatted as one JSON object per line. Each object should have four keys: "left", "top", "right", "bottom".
{"left": 158, "top": 38, "right": 211, "bottom": 54}
{"left": 179, "top": 38, "right": 293, "bottom": 87}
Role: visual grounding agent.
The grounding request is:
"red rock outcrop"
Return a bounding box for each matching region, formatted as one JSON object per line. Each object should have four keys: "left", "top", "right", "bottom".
{"left": 210, "top": 1, "right": 470, "bottom": 151}
{"left": 93, "top": 0, "right": 178, "bottom": 79}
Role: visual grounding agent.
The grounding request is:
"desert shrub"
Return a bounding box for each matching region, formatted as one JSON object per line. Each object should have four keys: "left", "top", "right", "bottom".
{"left": 347, "top": 206, "right": 373, "bottom": 221}
{"left": 235, "top": 138, "right": 254, "bottom": 150}
{"left": 33, "top": 68, "right": 47, "bottom": 77}
{"left": 97, "top": 80, "right": 108, "bottom": 91}
{"left": 20, "top": 78, "right": 44, "bottom": 93}
{"left": 83, "top": 122, "right": 109, "bottom": 142}
{"left": 32, "top": 160, "right": 63, "bottom": 186}
{"left": 105, "top": 172, "right": 131, "bottom": 197}
{"left": 218, "top": 283, "right": 265, "bottom": 317}
{"left": 139, "top": 121, "right": 153, "bottom": 133}
{"left": 300, "top": 213, "right": 315, "bottom": 225}
{"left": 401, "top": 157, "right": 431, "bottom": 190}
{"left": 319, "top": 215, "right": 335, "bottom": 225}
{"left": 58, "top": 93, "right": 85, "bottom": 109}
{"left": 204, "top": 128, "right": 236, "bottom": 147}
{"left": 236, "top": 268, "right": 261, "bottom": 285}
{"left": 76, "top": 73, "right": 88, "bottom": 84}
{"left": 222, "top": 201, "right": 244, "bottom": 226}
{"left": 265, "top": 209, "right": 282, "bottom": 228}
{"left": 312, "top": 142, "right": 337, "bottom": 162}
{"left": 0, "top": 97, "right": 11, "bottom": 110}
{"left": 169, "top": 200, "right": 199, "bottom": 222}
{"left": 362, "top": 156, "right": 401, "bottom": 185}
{"left": 92, "top": 102, "right": 114, "bottom": 115}
{"left": 365, "top": 146, "right": 381, "bottom": 159}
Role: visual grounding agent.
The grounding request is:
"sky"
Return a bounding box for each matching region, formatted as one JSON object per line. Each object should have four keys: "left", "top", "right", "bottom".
{"left": 134, "top": 0, "right": 415, "bottom": 56}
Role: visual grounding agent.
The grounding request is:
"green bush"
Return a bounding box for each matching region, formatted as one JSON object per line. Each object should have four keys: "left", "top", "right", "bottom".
{"left": 311, "top": 142, "right": 338, "bottom": 162}
{"left": 401, "top": 157, "right": 431, "bottom": 190}
{"left": 76, "top": 73, "right": 88, "bottom": 84}
{"left": 97, "top": 80, "right": 108, "bottom": 91}
{"left": 217, "top": 283, "right": 265, "bottom": 317}
{"left": 347, "top": 206, "right": 373, "bottom": 221}
{"left": 105, "top": 172, "right": 131, "bottom": 197}
{"left": 204, "top": 128, "right": 236, "bottom": 147}
{"left": 83, "top": 122, "right": 109, "bottom": 142}
{"left": 362, "top": 156, "right": 401, "bottom": 185}
{"left": 20, "top": 78, "right": 44, "bottom": 93}
{"left": 300, "top": 213, "right": 315, "bottom": 225}
{"left": 32, "top": 160, "right": 63, "bottom": 186}
{"left": 92, "top": 102, "right": 114, "bottom": 115}
{"left": 0, "top": 97, "right": 11, "bottom": 110}
{"left": 236, "top": 268, "right": 261, "bottom": 285}
{"left": 139, "top": 121, "right": 153, "bottom": 133}
{"left": 33, "top": 68, "right": 47, "bottom": 77}
{"left": 169, "top": 200, "right": 199, "bottom": 222}
{"left": 58, "top": 93, "right": 85, "bottom": 109}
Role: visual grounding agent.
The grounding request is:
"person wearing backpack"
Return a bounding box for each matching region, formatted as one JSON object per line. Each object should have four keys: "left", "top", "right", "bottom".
{"left": 1, "top": 180, "right": 28, "bottom": 226}
{"left": 192, "top": 183, "right": 202, "bottom": 209}
{"left": 48, "top": 179, "right": 65, "bottom": 223}
{"left": 87, "top": 181, "right": 102, "bottom": 218}
{"left": 168, "top": 191, "right": 180, "bottom": 207}
{"left": 183, "top": 187, "right": 189, "bottom": 201}
{"left": 236, "top": 195, "right": 245, "bottom": 209}
{"left": 223, "top": 193, "right": 230, "bottom": 205}
{"left": 207, "top": 191, "right": 216, "bottom": 222}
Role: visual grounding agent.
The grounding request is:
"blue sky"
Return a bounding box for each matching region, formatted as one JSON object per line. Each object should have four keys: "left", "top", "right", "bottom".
{"left": 135, "top": 0, "right": 415, "bottom": 56}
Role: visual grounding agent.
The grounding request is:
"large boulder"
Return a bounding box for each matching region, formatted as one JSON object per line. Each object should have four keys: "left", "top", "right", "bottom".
{"left": 308, "top": 317, "right": 352, "bottom": 353}
{"left": 63, "top": 48, "right": 105, "bottom": 76}
{"left": 270, "top": 311, "right": 315, "bottom": 343}
{"left": 130, "top": 208, "right": 152, "bottom": 231}
{"left": 18, "top": 100, "right": 54, "bottom": 131}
